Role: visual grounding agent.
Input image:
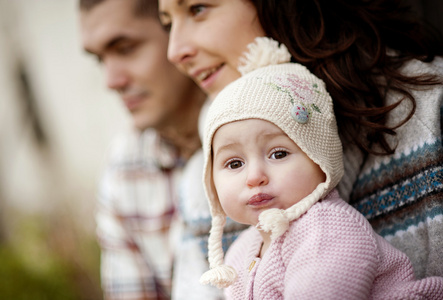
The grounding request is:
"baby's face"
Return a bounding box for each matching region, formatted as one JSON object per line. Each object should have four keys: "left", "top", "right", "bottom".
{"left": 212, "top": 119, "right": 326, "bottom": 226}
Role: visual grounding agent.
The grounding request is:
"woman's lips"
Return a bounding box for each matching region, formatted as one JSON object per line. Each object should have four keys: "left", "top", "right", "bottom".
{"left": 195, "top": 65, "right": 220, "bottom": 82}
{"left": 193, "top": 64, "right": 224, "bottom": 91}
{"left": 248, "top": 193, "right": 274, "bottom": 207}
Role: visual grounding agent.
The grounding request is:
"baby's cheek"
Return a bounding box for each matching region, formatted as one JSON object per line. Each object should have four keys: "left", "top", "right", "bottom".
{"left": 285, "top": 171, "right": 318, "bottom": 195}
{"left": 217, "top": 191, "right": 235, "bottom": 213}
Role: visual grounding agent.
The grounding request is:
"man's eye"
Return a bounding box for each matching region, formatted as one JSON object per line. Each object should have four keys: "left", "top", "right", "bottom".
{"left": 271, "top": 151, "right": 288, "bottom": 159}
{"left": 114, "top": 43, "right": 135, "bottom": 55}
{"left": 227, "top": 160, "right": 243, "bottom": 169}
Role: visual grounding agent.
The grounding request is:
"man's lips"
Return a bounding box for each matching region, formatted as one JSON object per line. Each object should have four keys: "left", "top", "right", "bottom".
{"left": 122, "top": 92, "right": 148, "bottom": 111}
{"left": 247, "top": 193, "right": 274, "bottom": 206}
{"left": 123, "top": 97, "right": 143, "bottom": 111}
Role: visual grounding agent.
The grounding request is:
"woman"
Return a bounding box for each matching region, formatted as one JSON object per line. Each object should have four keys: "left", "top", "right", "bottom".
{"left": 159, "top": 0, "right": 443, "bottom": 279}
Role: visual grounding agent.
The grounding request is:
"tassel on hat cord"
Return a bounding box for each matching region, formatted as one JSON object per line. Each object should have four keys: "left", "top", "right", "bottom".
{"left": 257, "top": 209, "right": 290, "bottom": 240}
{"left": 200, "top": 264, "right": 238, "bottom": 289}
{"left": 258, "top": 185, "right": 327, "bottom": 240}
{"left": 200, "top": 214, "right": 238, "bottom": 288}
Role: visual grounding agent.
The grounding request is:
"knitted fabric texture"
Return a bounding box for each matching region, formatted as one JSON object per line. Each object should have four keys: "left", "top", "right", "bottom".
{"left": 224, "top": 191, "right": 443, "bottom": 299}
{"left": 238, "top": 37, "right": 291, "bottom": 76}
{"left": 200, "top": 37, "right": 344, "bottom": 288}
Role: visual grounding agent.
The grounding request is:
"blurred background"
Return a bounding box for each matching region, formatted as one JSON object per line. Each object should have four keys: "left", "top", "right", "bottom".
{"left": 0, "top": 0, "right": 129, "bottom": 299}
{"left": 0, "top": 0, "right": 441, "bottom": 299}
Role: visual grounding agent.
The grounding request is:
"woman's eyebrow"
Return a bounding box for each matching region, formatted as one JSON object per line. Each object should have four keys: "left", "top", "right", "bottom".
{"left": 159, "top": 0, "right": 185, "bottom": 17}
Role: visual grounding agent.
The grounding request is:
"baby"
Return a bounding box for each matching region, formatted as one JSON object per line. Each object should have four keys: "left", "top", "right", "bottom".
{"left": 199, "top": 38, "right": 443, "bottom": 299}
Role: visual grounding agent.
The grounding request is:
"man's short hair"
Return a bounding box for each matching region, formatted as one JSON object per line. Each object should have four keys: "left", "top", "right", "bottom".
{"left": 79, "top": 0, "right": 158, "bottom": 18}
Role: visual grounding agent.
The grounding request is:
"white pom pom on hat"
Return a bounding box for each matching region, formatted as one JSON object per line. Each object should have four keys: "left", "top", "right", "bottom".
{"left": 200, "top": 37, "right": 344, "bottom": 288}
{"left": 238, "top": 37, "right": 291, "bottom": 76}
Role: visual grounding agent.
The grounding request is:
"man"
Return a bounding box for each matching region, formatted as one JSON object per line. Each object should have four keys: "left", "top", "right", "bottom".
{"left": 79, "top": 0, "right": 206, "bottom": 298}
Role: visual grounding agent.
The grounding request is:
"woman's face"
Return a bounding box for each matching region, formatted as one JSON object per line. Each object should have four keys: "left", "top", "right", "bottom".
{"left": 159, "top": 0, "right": 265, "bottom": 99}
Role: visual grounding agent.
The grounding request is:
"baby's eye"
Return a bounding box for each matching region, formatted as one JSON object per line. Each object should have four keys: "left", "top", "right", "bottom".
{"left": 227, "top": 160, "right": 244, "bottom": 169}
{"left": 270, "top": 150, "right": 288, "bottom": 160}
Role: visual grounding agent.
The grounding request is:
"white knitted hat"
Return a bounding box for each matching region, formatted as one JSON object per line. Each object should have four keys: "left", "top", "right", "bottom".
{"left": 200, "top": 37, "right": 344, "bottom": 288}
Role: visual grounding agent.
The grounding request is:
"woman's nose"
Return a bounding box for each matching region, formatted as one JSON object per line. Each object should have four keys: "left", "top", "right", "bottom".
{"left": 167, "top": 23, "right": 197, "bottom": 66}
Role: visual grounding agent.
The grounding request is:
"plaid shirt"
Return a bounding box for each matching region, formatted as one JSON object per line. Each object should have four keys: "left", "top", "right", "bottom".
{"left": 97, "top": 128, "right": 183, "bottom": 300}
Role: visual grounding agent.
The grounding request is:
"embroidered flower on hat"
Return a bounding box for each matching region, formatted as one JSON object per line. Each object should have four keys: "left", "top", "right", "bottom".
{"left": 267, "top": 74, "right": 322, "bottom": 124}
{"left": 277, "top": 74, "right": 314, "bottom": 103}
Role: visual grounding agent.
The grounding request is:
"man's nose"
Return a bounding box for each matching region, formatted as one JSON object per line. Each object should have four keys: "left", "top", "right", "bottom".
{"left": 104, "top": 59, "right": 129, "bottom": 91}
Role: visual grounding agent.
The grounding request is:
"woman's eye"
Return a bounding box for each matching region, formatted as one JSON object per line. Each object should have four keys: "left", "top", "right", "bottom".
{"left": 271, "top": 151, "right": 288, "bottom": 159}
{"left": 227, "top": 160, "right": 244, "bottom": 169}
{"left": 189, "top": 4, "right": 206, "bottom": 16}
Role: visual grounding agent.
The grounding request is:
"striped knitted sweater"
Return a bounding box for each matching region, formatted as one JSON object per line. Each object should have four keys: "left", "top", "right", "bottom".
{"left": 224, "top": 191, "right": 443, "bottom": 299}
{"left": 337, "top": 57, "right": 443, "bottom": 279}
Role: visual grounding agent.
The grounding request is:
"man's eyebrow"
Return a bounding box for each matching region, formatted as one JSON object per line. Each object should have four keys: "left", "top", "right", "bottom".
{"left": 84, "top": 35, "right": 128, "bottom": 56}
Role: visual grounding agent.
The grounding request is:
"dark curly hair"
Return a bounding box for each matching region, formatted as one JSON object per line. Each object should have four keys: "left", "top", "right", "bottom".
{"left": 251, "top": 0, "right": 443, "bottom": 155}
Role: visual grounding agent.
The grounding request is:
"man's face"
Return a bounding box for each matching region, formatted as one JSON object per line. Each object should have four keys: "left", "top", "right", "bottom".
{"left": 81, "top": 0, "right": 202, "bottom": 131}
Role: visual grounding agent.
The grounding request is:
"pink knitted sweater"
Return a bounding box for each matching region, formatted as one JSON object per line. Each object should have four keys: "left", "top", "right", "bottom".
{"left": 224, "top": 190, "right": 443, "bottom": 299}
